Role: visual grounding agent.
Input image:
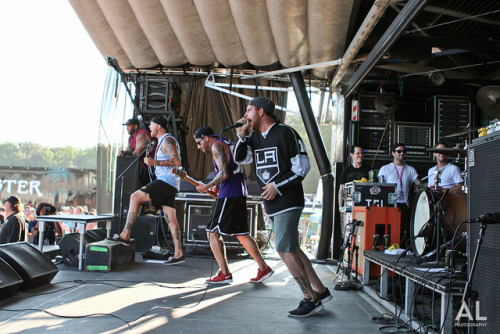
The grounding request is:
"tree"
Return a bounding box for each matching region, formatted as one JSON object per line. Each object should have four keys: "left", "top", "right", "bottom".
{"left": 0, "top": 142, "right": 97, "bottom": 169}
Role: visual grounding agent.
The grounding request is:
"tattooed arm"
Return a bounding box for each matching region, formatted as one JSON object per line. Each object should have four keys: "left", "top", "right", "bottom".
{"left": 132, "top": 133, "right": 151, "bottom": 156}
{"left": 197, "top": 141, "right": 230, "bottom": 193}
{"left": 144, "top": 136, "right": 181, "bottom": 167}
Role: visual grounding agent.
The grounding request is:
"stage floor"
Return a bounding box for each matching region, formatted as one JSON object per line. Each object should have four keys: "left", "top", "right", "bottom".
{"left": 0, "top": 252, "right": 390, "bottom": 333}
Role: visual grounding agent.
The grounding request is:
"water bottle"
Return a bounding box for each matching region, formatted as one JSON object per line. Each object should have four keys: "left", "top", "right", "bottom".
{"left": 373, "top": 234, "right": 380, "bottom": 251}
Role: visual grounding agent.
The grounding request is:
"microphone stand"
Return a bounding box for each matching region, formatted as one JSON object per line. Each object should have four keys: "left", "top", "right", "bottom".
{"left": 460, "top": 223, "right": 487, "bottom": 332}
{"left": 115, "top": 149, "right": 148, "bottom": 231}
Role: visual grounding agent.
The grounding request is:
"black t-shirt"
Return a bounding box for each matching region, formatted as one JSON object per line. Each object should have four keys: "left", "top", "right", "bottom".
{"left": 235, "top": 123, "right": 308, "bottom": 216}
{"left": 0, "top": 212, "right": 25, "bottom": 244}
{"left": 339, "top": 164, "right": 371, "bottom": 185}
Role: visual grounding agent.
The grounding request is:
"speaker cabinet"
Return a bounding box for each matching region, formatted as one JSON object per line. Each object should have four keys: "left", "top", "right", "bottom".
{"left": 0, "top": 242, "right": 58, "bottom": 290}
{"left": 184, "top": 203, "right": 255, "bottom": 250}
{"left": 0, "top": 257, "right": 23, "bottom": 298}
{"left": 130, "top": 216, "right": 158, "bottom": 251}
{"left": 85, "top": 239, "right": 135, "bottom": 272}
{"left": 468, "top": 134, "right": 500, "bottom": 332}
{"left": 59, "top": 233, "right": 97, "bottom": 267}
{"left": 114, "top": 156, "right": 141, "bottom": 217}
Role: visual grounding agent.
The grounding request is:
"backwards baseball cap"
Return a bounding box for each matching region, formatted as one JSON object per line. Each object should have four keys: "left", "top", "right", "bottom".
{"left": 123, "top": 118, "right": 139, "bottom": 126}
{"left": 194, "top": 126, "right": 215, "bottom": 139}
{"left": 151, "top": 116, "right": 168, "bottom": 129}
{"left": 249, "top": 97, "right": 275, "bottom": 116}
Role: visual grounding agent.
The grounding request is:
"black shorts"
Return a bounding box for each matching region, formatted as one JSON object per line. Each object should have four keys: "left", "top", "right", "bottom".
{"left": 140, "top": 180, "right": 178, "bottom": 209}
{"left": 207, "top": 196, "right": 249, "bottom": 236}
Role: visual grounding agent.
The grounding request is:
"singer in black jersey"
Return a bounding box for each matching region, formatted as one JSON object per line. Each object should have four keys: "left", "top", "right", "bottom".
{"left": 235, "top": 97, "right": 331, "bottom": 318}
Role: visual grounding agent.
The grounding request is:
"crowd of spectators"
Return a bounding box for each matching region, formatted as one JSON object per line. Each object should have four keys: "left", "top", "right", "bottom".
{"left": 0, "top": 196, "right": 97, "bottom": 245}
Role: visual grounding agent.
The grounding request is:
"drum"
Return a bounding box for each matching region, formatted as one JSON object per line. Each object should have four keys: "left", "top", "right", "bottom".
{"left": 410, "top": 189, "right": 467, "bottom": 256}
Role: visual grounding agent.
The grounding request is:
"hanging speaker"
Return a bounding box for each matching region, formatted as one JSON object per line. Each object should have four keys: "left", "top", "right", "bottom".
{"left": 0, "top": 242, "right": 58, "bottom": 290}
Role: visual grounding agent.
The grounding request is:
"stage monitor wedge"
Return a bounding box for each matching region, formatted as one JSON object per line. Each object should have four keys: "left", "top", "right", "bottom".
{"left": 0, "top": 257, "right": 23, "bottom": 298}
{"left": 0, "top": 242, "right": 58, "bottom": 291}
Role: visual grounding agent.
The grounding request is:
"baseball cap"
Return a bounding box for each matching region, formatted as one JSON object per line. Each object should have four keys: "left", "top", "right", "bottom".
{"left": 249, "top": 97, "right": 275, "bottom": 116}
{"left": 151, "top": 116, "right": 168, "bottom": 129}
{"left": 194, "top": 126, "right": 215, "bottom": 139}
{"left": 123, "top": 118, "right": 139, "bottom": 126}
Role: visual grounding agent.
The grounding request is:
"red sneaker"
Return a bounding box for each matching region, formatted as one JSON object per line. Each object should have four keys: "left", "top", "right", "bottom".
{"left": 205, "top": 271, "right": 233, "bottom": 284}
{"left": 250, "top": 266, "right": 274, "bottom": 283}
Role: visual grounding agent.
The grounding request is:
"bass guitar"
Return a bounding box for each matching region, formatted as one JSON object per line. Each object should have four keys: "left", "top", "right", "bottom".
{"left": 172, "top": 167, "right": 218, "bottom": 199}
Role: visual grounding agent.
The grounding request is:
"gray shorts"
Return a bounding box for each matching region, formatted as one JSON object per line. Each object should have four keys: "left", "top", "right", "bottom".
{"left": 269, "top": 209, "right": 302, "bottom": 252}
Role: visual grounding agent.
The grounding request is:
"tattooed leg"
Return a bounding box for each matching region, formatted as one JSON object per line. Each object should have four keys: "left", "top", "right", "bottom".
{"left": 120, "top": 211, "right": 138, "bottom": 240}
{"left": 293, "top": 275, "right": 309, "bottom": 295}
{"left": 278, "top": 251, "right": 316, "bottom": 300}
{"left": 164, "top": 206, "right": 183, "bottom": 258}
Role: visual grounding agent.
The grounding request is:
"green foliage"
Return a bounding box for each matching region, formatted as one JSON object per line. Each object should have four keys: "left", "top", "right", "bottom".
{"left": 0, "top": 142, "right": 97, "bottom": 169}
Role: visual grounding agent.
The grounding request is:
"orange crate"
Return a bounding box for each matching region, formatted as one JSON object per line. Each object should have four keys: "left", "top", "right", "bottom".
{"left": 345, "top": 206, "right": 401, "bottom": 278}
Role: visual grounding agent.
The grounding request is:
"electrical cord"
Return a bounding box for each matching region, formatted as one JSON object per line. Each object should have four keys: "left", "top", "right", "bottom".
{"left": 0, "top": 265, "right": 216, "bottom": 331}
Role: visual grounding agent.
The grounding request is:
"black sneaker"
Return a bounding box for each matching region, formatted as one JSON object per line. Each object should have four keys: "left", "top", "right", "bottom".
{"left": 315, "top": 287, "right": 332, "bottom": 304}
{"left": 164, "top": 255, "right": 185, "bottom": 265}
{"left": 288, "top": 298, "right": 324, "bottom": 318}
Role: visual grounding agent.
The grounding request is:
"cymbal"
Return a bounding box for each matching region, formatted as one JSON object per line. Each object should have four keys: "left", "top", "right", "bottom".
{"left": 477, "top": 86, "right": 500, "bottom": 118}
{"left": 442, "top": 127, "right": 480, "bottom": 138}
{"left": 427, "top": 147, "right": 466, "bottom": 155}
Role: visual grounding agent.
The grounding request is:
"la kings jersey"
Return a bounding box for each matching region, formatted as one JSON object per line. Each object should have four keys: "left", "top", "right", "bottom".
{"left": 234, "top": 123, "right": 310, "bottom": 216}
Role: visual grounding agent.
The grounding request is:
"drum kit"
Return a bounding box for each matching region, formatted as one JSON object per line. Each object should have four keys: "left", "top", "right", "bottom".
{"left": 409, "top": 86, "right": 500, "bottom": 264}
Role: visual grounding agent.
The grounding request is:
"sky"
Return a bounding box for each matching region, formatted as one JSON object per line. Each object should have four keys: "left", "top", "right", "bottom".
{"left": 0, "top": 1, "right": 108, "bottom": 149}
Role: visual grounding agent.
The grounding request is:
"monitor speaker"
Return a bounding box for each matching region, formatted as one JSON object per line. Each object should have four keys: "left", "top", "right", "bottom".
{"left": 130, "top": 216, "right": 158, "bottom": 251}
{"left": 86, "top": 228, "right": 107, "bottom": 241}
{"left": 468, "top": 134, "right": 500, "bottom": 332}
{"left": 59, "top": 233, "right": 98, "bottom": 267}
{"left": 0, "top": 242, "right": 58, "bottom": 290}
{"left": 0, "top": 257, "right": 23, "bottom": 298}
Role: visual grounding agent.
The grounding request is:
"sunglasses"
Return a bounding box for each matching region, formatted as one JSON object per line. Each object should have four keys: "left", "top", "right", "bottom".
{"left": 395, "top": 150, "right": 406, "bottom": 154}
{"left": 195, "top": 139, "right": 202, "bottom": 146}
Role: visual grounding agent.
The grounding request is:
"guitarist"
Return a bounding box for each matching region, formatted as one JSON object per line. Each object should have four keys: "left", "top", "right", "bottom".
{"left": 109, "top": 116, "right": 185, "bottom": 265}
{"left": 193, "top": 126, "right": 273, "bottom": 284}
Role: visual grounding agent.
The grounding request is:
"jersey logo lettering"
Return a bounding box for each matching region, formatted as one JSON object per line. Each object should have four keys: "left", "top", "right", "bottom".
{"left": 255, "top": 147, "right": 279, "bottom": 184}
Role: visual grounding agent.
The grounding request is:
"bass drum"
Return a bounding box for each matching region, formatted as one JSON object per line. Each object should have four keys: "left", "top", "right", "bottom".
{"left": 410, "top": 189, "right": 467, "bottom": 256}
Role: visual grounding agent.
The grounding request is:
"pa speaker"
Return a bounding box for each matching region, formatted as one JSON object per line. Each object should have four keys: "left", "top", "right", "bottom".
{"left": 0, "top": 257, "right": 23, "bottom": 298}
{"left": 0, "top": 242, "right": 58, "bottom": 290}
{"left": 114, "top": 156, "right": 141, "bottom": 217}
{"left": 468, "top": 134, "right": 500, "bottom": 332}
{"left": 59, "top": 233, "right": 97, "bottom": 267}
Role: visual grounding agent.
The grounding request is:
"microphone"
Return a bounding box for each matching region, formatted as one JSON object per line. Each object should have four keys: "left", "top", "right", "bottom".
{"left": 221, "top": 120, "right": 246, "bottom": 132}
{"left": 352, "top": 219, "right": 363, "bottom": 227}
{"left": 470, "top": 212, "right": 500, "bottom": 225}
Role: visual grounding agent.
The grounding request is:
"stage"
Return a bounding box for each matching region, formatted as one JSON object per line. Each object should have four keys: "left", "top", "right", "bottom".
{"left": 0, "top": 251, "right": 390, "bottom": 333}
